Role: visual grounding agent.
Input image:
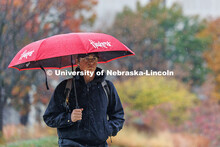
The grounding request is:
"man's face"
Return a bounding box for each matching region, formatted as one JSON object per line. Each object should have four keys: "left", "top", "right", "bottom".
{"left": 77, "top": 54, "right": 98, "bottom": 72}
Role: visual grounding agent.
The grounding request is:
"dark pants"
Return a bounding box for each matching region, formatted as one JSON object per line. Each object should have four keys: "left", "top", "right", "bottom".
{"left": 59, "top": 141, "right": 108, "bottom": 147}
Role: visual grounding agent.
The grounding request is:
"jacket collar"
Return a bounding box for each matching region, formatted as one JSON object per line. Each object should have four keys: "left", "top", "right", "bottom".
{"left": 75, "top": 67, "right": 106, "bottom": 84}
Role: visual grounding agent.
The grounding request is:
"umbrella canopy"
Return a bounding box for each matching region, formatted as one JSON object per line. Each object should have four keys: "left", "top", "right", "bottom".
{"left": 8, "top": 32, "right": 135, "bottom": 71}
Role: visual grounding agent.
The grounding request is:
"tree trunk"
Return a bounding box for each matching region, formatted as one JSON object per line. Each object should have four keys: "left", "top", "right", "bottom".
{"left": 0, "top": 86, "right": 6, "bottom": 138}
{"left": 0, "top": 100, "right": 3, "bottom": 134}
{"left": 0, "top": 87, "right": 4, "bottom": 141}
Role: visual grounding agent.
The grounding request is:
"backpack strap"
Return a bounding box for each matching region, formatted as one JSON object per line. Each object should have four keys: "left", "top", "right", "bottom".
{"left": 64, "top": 79, "right": 72, "bottom": 112}
{"left": 64, "top": 79, "right": 110, "bottom": 112}
{"left": 102, "top": 80, "right": 112, "bottom": 140}
{"left": 101, "top": 80, "right": 110, "bottom": 106}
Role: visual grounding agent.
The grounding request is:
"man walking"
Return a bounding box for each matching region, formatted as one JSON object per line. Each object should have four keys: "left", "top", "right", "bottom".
{"left": 43, "top": 53, "right": 125, "bottom": 147}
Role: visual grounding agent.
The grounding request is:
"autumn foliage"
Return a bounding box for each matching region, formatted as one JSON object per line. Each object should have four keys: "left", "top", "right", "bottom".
{"left": 200, "top": 18, "right": 220, "bottom": 100}
{"left": 115, "top": 76, "right": 198, "bottom": 125}
{"left": 107, "top": 0, "right": 209, "bottom": 86}
{"left": 0, "top": 0, "right": 97, "bottom": 134}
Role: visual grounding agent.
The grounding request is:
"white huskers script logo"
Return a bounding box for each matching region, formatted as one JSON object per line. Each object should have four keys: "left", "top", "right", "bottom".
{"left": 19, "top": 50, "right": 34, "bottom": 60}
{"left": 89, "top": 40, "right": 112, "bottom": 49}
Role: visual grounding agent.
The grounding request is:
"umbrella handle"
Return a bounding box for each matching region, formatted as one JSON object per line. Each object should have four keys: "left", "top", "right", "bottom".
{"left": 70, "top": 55, "right": 81, "bottom": 128}
{"left": 68, "top": 76, "right": 81, "bottom": 128}
{"left": 70, "top": 55, "right": 79, "bottom": 108}
{"left": 72, "top": 77, "right": 79, "bottom": 108}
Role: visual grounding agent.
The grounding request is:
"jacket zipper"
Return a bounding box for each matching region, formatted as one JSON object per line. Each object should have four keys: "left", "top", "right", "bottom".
{"left": 87, "top": 85, "right": 89, "bottom": 92}
{"left": 87, "top": 85, "right": 90, "bottom": 134}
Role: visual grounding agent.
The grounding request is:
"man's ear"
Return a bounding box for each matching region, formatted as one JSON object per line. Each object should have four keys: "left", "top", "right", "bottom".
{"left": 75, "top": 59, "right": 79, "bottom": 66}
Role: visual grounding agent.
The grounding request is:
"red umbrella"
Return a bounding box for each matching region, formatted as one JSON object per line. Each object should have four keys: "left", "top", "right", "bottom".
{"left": 8, "top": 33, "right": 135, "bottom": 90}
{"left": 8, "top": 32, "right": 134, "bottom": 70}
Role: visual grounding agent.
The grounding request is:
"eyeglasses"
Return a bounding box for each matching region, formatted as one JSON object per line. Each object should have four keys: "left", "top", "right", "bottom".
{"left": 80, "top": 56, "right": 98, "bottom": 63}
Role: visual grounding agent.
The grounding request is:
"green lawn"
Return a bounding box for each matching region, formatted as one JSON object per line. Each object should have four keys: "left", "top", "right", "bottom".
{"left": 1, "top": 136, "right": 58, "bottom": 147}
{"left": 1, "top": 137, "right": 119, "bottom": 147}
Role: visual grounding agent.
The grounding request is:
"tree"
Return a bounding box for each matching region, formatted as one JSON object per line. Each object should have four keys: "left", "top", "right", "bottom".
{"left": 0, "top": 0, "right": 97, "bottom": 140}
{"left": 199, "top": 18, "right": 220, "bottom": 101}
{"left": 106, "top": 0, "right": 210, "bottom": 86}
{"left": 115, "top": 76, "right": 198, "bottom": 125}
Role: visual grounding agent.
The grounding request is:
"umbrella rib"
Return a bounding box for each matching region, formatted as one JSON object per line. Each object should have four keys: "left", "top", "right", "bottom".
{"left": 76, "top": 34, "right": 87, "bottom": 54}
{"left": 35, "top": 39, "right": 46, "bottom": 63}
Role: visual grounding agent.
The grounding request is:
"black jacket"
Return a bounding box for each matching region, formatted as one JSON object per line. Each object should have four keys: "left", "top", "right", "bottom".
{"left": 43, "top": 67, "right": 125, "bottom": 146}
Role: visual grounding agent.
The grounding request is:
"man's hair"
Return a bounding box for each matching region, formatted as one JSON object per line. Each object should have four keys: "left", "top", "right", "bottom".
{"left": 77, "top": 52, "right": 99, "bottom": 59}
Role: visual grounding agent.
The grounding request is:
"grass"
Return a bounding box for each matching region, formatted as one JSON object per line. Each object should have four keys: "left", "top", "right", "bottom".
{"left": 110, "top": 126, "right": 174, "bottom": 147}
{"left": 1, "top": 136, "right": 119, "bottom": 147}
{"left": 1, "top": 124, "right": 173, "bottom": 147}
{"left": 1, "top": 136, "right": 58, "bottom": 147}
{"left": 1, "top": 124, "right": 120, "bottom": 147}
{"left": 1, "top": 124, "right": 209, "bottom": 147}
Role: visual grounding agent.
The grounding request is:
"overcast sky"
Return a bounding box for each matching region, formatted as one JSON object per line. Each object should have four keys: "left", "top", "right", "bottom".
{"left": 93, "top": 0, "right": 149, "bottom": 29}
{"left": 93, "top": 0, "right": 220, "bottom": 30}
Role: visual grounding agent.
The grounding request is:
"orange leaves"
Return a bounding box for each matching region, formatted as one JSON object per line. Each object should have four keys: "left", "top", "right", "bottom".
{"left": 34, "top": 84, "right": 52, "bottom": 105}
{"left": 11, "top": 75, "right": 31, "bottom": 98}
{"left": 25, "top": 15, "right": 41, "bottom": 34}
{"left": 3, "top": 0, "right": 97, "bottom": 36}
{"left": 201, "top": 18, "right": 220, "bottom": 100}
{"left": 11, "top": 84, "right": 30, "bottom": 98}
{"left": 0, "top": 0, "right": 23, "bottom": 7}
{"left": 58, "top": 0, "right": 97, "bottom": 31}
{"left": 202, "top": 18, "right": 220, "bottom": 72}
{"left": 11, "top": 86, "right": 20, "bottom": 96}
